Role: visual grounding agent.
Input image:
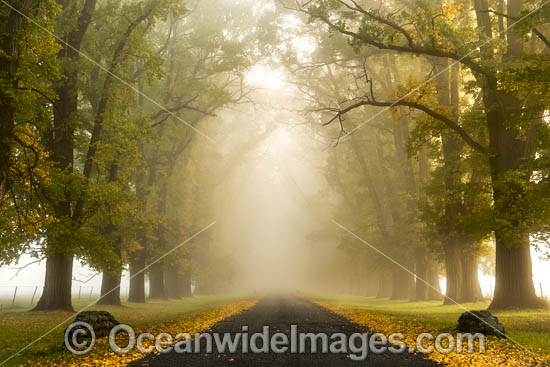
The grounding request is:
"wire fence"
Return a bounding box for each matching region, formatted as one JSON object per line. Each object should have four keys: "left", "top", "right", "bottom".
{"left": 0, "top": 282, "right": 545, "bottom": 311}
{"left": 0, "top": 285, "right": 133, "bottom": 310}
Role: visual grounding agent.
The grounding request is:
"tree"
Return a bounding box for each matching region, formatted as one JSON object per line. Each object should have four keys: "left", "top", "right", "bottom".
{"left": 262, "top": 12, "right": 444, "bottom": 300}
{"left": 34, "top": 0, "right": 185, "bottom": 311}
{"left": 0, "top": 0, "right": 57, "bottom": 204}
{"left": 32, "top": 0, "right": 98, "bottom": 312}
{"left": 292, "top": 0, "right": 550, "bottom": 309}
{"left": 0, "top": 0, "right": 59, "bottom": 268}
{"left": 126, "top": 0, "right": 259, "bottom": 302}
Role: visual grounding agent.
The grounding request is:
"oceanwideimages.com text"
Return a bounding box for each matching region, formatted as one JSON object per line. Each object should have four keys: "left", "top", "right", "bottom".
{"left": 65, "top": 322, "right": 486, "bottom": 361}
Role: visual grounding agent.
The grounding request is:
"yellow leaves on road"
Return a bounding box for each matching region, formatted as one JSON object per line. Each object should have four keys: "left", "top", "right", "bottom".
{"left": 316, "top": 301, "right": 550, "bottom": 367}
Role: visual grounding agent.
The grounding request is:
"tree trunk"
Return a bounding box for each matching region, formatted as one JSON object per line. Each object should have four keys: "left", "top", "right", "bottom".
{"left": 376, "top": 271, "right": 392, "bottom": 298}
{"left": 97, "top": 268, "right": 122, "bottom": 306}
{"left": 350, "top": 138, "right": 392, "bottom": 239}
{"left": 365, "top": 272, "right": 379, "bottom": 297}
{"left": 164, "top": 267, "right": 181, "bottom": 299}
{"left": 472, "top": 0, "right": 542, "bottom": 310}
{"left": 409, "top": 277, "right": 417, "bottom": 300}
{"left": 128, "top": 249, "right": 146, "bottom": 303}
{"left": 180, "top": 271, "right": 193, "bottom": 297}
{"left": 35, "top": 82, "right": 76, "bottom": 311}
{"left": 149, "top": 263, "right": 166, "bottom": 299}
{"left": 391, "top": 270, "right": 409, "bottom": 300}
{"left": 351, "top": 262, "right": 364, "bottom": 295}
{"left": 486, "top": 114, "right": 542, "bottom": 309}
{"left": 444, "top": 241, "right": 463, "bottom": 304}
{"left": 490, "top": 234, "right": 542, "bottom": 309}
{"left": 391, "top": 268, "right": 412, "bottom": 300}
{"left": 460, "top": 250, "right": 483, "bottom": 302}
{"left": 489, "top": 0, "right": 540, "bottom": 309}
{"left": 484, "top": 97, "right": 542, "bottom": 309}
{"left": 414, "top": 248, "right": 428, "bottom": 301}
{"left": 33, "top": 0, "right": 97, "bottom": 312}
{"left": 426, "top": 263, "right": 442, "bottom": 300}
{"left": 97, "top": 167, "right": 122, "bottom": 306}
{"left": 417, "top": 147, "right": 441, "bottom": 301}
{"left": 33, "top": 252, "right": 73, "bottom": 311}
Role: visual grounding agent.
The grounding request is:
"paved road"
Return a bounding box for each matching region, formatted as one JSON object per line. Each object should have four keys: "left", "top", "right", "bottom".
{"left": 130, "top": 296, "right": 442, "bottom": 366}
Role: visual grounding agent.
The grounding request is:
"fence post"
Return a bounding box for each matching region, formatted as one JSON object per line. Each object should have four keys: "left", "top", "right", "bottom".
{"left": 541, "top": 282, "right": 544, "bottom": 299}
{"left": 12, "top": 286, "right": 18, "bottom": 307}
{"left": 30, "top": 286, "right": 38, "bottom": 305}
{"left": 78, "top": 286, "right": 82, "bottom": 301}
{"left": 89, "top": 287, "right": 93, "bottom": 299}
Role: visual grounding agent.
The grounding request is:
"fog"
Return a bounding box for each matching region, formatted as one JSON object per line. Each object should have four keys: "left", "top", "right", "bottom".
{"left": 2, "top": 64, "right": 549, "bottom": 303}
{"left": 207, "top": 68, "right": 331, "bottom": 293}
{"left": 1, "top": 0, "right": 550, "bottom": 313}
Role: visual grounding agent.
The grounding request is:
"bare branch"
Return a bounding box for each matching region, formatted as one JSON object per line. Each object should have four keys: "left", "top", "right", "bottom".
{"left": 9, "top": 258, "right": 45, "bottom": 280}
{"left": 72, "top": 272, "right": 100, "bottom": 284}
{"left": 342, "top": 0, "right": 415, "bottom": 47}
{"left": 287, "top": 1, "right": 490, "bottom": 77}
{"left": 324, "top": 99, "right": 488, "bottom": 153}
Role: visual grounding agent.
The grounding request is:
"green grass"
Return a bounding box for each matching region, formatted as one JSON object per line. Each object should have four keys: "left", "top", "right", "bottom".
{"left": 0, "top": 295, "right": 246, "bottom": 366}
{"left": 310, "top": 295, "right": 550, "bottom": 354}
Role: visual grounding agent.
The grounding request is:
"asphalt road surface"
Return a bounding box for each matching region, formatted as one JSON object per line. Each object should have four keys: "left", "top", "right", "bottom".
{"left": 130, "top": 295, "right": 442, "bottom": 366}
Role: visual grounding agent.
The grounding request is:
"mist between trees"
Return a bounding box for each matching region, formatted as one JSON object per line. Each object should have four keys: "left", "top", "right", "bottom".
{"left": 0, "top": 0, "right": 549, "bottom": 312}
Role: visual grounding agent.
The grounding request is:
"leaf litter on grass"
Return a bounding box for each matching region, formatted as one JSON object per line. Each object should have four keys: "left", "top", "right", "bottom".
{"left": 316, "top": 301, "right": 550, "bottom": 367}
{"left": 16, "top": 299, "right": 258, "bottom": 367}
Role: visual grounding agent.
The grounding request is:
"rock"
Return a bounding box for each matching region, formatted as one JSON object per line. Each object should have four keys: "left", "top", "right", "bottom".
{"left": 457, "top": 310, "right": 506, "bottom": 338}
{"left": 66, "top": 311, "right": 120, "bottom": 340}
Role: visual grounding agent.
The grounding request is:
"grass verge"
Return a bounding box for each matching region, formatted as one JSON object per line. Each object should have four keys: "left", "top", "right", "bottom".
{"left": 0, "top": 295, "right": 257, "bottom": 366}
{"left": 310, "top": 295, "right": 550, "bottom": 366}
